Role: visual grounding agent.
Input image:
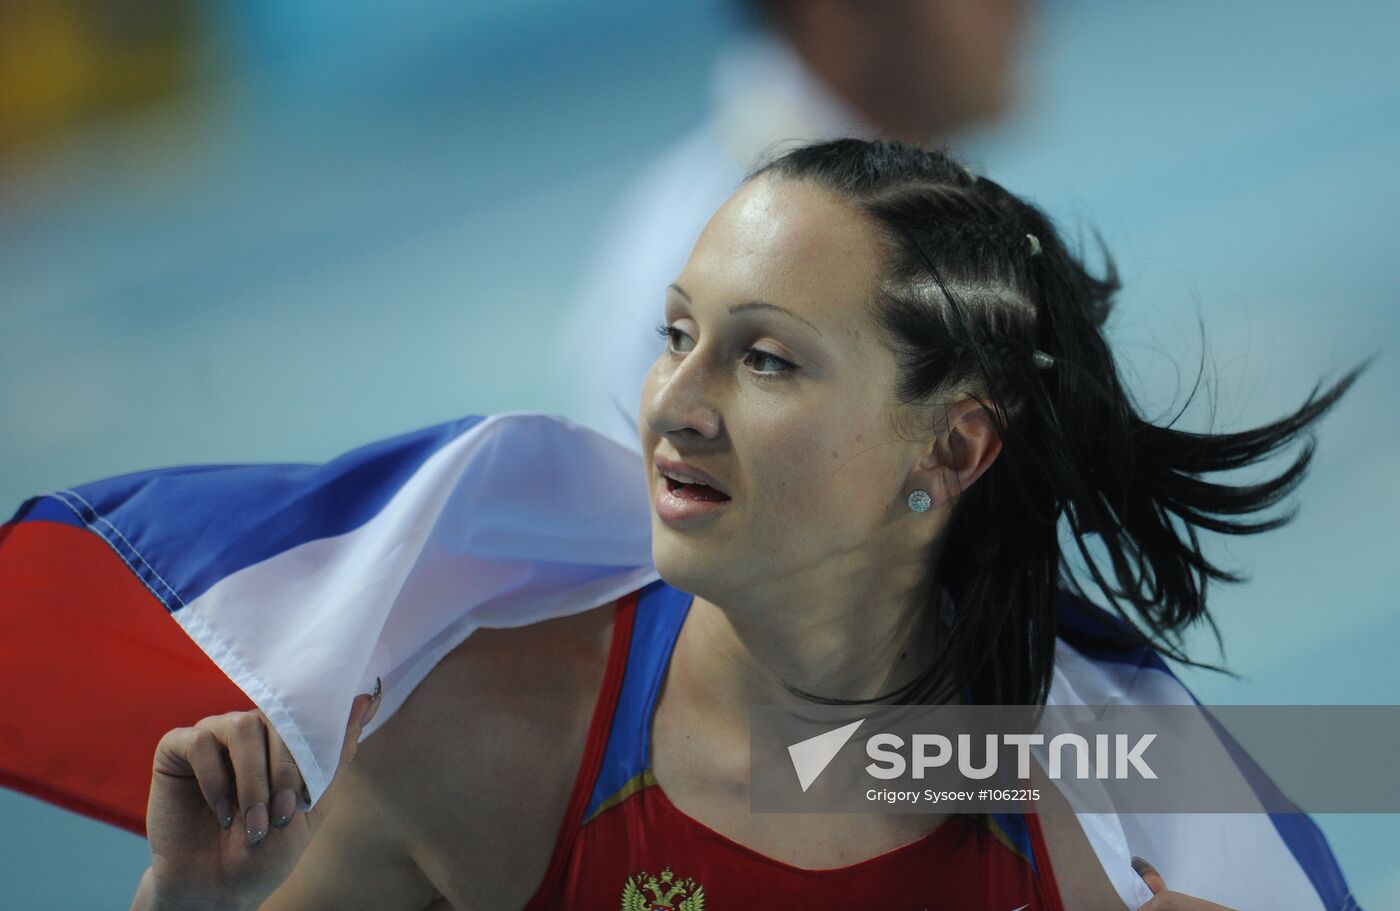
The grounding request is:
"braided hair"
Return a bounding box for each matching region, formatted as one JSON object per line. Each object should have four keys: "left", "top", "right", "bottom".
{"left": 749, "top": 139, "right": 1364, "bottom": 707}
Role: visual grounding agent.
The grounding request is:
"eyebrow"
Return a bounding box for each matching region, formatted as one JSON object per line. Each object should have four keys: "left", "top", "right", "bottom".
{"left": 667, "top": 283, "right": 824, "bottom": 338}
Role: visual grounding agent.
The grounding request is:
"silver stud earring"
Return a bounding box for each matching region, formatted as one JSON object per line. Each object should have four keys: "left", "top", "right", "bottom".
{"left": 907, "top": 489, "right": 933, "bottom": 512}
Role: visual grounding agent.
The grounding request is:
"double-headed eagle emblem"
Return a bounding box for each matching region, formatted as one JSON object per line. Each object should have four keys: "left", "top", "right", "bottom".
{"left": 619, "top": 865, "right": 706, "bottom": 910}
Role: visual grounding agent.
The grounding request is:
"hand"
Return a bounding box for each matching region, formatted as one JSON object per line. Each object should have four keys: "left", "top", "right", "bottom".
{"left": 1133, "top": 855, "right": 1238, "bottom": 910}
{"left": 141, "top": 680, "right": 382, "bottom": 911}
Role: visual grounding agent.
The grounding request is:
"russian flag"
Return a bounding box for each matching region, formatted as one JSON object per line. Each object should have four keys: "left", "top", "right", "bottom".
{"left": 0, "top": 412, "right": 1360, "bottom": 909}
{"left": 1049, "top": 596, "right": 1362, "bottom": 908}
{"left": 0, "top": 413, "right": 659, "bottom": 834}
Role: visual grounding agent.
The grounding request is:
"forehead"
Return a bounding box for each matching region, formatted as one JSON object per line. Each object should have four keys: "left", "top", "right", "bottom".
{"left": 675, "top": 175, "right": 886, "bottom": 339}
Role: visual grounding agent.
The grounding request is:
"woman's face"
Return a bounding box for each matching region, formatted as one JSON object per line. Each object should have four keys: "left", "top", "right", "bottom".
{"left": 640, "top": 175, "right": 934, "bottom": 598}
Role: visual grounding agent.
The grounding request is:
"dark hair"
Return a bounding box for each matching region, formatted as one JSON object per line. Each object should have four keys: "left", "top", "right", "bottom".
{"left": 749, "top": 138, "right": 1365, "bottom": 707}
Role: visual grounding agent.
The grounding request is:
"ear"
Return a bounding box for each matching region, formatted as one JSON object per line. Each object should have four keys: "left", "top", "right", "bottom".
{"left": 919, "top": 398, "right": 1003, "bottom": 502}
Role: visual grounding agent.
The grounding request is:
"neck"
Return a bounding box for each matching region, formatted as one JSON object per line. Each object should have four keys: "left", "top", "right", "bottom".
{"left": 670, "top": 556, "right": 945, "bottom": 721}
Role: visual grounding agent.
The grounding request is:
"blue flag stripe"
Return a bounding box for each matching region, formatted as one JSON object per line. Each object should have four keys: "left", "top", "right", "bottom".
{"left": 36, "top": 416, "right": 487, "bottom": 610}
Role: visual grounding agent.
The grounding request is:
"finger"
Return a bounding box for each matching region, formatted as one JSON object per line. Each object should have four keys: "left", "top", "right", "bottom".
{"left": 264, "top": 723, "right": 305, "bottom": 830}
{"left": 1132, "top": 855, "right": 1169, "bottom": 894}
{"left": 153, "top": 727, "right": 236, "bottom": 829}
{"left": 306, "top": 679, "right": 382, "bottom": 825}
{"left": 339, "top": 677, "right": 383, "bottom": 767}
{"left": 226, "top": 712, "right": 272, "bottom": 847}
{"left": 186, "top": 727, "right": 238, "bottom": 829}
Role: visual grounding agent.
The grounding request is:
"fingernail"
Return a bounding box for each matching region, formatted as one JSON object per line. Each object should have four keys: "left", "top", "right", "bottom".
{"left": 361, "top": 677, "right": 383, "bottom": 726}
{"left": 215, "top": 797, "right": 234, "bottom": 829}
{"left": 245, "top": 804, "right": 269, "bottom": 847}
{"left": 1130, "top": 855, "right": 1155, "bottom": 877}
{"left": 271, "top": 789, "right": 298, "bottom": 828}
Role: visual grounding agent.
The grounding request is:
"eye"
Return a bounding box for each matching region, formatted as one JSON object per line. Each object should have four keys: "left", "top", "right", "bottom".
{"left": 742, "top": 348, "right": 797, "bottom": 377}
{"left": 654, "top": 321, "right": 798, "bottom": 379}
{"left": 655, "top": 321, "right": 692, "bottom": 352}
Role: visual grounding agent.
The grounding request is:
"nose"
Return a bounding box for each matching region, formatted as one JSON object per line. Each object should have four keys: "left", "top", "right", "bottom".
{"left": 642, "top": 345, "right": 723, "bottom": 442}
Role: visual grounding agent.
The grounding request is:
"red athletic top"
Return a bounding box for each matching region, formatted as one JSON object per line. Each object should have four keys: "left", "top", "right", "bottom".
{"left": 523, "top": 579, "right": 1064, "bottom": 910}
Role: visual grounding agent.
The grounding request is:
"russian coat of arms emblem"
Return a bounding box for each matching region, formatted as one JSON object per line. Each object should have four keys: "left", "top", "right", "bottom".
{"left": 619, "top": 865, "right": 706, "bottom": 910}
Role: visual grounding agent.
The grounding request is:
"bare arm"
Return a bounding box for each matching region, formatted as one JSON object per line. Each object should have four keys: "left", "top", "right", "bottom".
{"left": 256, "top": 748, "right": 443, "bottom": 911}
{"left": 1030, "top": 756, "right": 1132, "bottom": 910}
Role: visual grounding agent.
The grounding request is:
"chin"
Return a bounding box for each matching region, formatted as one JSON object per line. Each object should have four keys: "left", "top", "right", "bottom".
{"left": 650, "top": 529, "right": 721, "bottom": 596}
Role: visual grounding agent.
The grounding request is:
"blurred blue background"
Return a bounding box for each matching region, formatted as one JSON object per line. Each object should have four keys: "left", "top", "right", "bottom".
{"left": 1, "top": 0, "right": 1395, "bottom": 907}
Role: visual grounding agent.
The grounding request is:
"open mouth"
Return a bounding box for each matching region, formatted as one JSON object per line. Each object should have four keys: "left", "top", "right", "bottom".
{"left": 661, "top": 472, "right": 731, "bottom": 502}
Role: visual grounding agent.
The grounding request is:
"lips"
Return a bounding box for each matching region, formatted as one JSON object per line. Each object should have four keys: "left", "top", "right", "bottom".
{"left": 654, "top": 470, "right": 732, "bottom": 524}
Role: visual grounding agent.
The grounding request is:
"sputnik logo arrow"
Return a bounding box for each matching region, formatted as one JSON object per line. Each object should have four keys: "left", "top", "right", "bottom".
{"left": 787, "top": 718, "right": 865, "bottom": 792}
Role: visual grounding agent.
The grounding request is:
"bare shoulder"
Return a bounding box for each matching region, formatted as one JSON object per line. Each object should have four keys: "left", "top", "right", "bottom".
{"left": 265, "top": 600, "right": 620, "bottom": 911}
{"left": 359, "top": 600, "right": 622, "bottom": 908}
{"left": 1029, "top": 759, "right": 1131, "bottom": 910}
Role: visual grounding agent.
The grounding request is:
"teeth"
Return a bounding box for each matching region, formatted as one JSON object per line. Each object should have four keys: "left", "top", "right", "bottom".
{"left": 662, "top": 468, "right": 718, "bottom": 489}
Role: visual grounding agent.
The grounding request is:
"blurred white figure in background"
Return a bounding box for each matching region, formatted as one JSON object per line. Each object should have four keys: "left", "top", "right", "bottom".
{"left": 556, "top": 0, "right": 1031, "bottom": 449}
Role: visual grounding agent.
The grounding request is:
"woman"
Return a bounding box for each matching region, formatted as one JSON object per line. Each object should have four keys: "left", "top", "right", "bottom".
{"left": 128, "top": 140, "right": 1360, "bottom": 909}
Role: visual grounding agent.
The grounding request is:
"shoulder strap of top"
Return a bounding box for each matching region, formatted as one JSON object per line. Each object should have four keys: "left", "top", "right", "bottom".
{"left": 1024, "top": 812, "right": 1067, "bottom": 911}
{"left": 581, "top": 578, "right": 691, "bottom": 822}
{"left": 960, "top": 808, "right": 1062, "bottom": 907}
{"left": 522, "top": 580, "right": 692, "bottom": 911}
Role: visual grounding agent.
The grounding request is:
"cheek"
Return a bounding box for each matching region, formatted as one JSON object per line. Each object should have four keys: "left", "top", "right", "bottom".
{"left": 752, "top": 417, "right": 897, "bottom": 529}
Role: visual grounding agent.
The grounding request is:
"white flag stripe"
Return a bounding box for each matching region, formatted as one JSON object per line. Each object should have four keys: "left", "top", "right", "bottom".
{"left": 1047, "top": 640, "right": 1330, "bottom": 910}
{"left": 176, "top": 413, "right": 658, "bottom": 801}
